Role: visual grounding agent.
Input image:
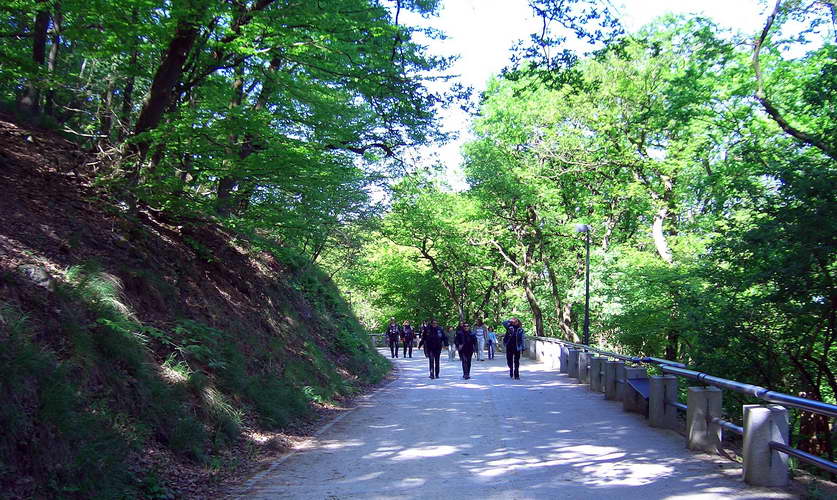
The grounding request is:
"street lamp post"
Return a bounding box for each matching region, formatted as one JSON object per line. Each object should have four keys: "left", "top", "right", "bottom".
{"left": 575, "top": 224, "right": 591, "bottom": 345}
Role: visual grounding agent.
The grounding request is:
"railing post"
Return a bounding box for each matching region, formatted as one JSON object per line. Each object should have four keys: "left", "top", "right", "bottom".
{"left": 567, "top": 349, "right": 580, "bottom": 379}
{"left": 590, "top": 356, "right": 605, "bottom": 392}
{"left": 547, "top": 342, "right": 559, "bottom": 369}
{"left": 615, "top": 362, "right": 627, "bottom": 401}
{"left": 578, "top": 351, "right": 590, "bottom": 384}
{"left": 686, "top": 387, "right": 722, "bottom": 453}
{"left": 649, "top": 375, "right": 678, "bottom": 430}
{"left": 623, "top": 367, "right": 648, "bottom": 414}
{"left": 742, "top": 404, "right": 789, "bottom": 487}
{"left": 559, "top": 344, "right": 569, "bottom": 373}
{"left": 604, "top": 361, "right": 619, "bottom": 400}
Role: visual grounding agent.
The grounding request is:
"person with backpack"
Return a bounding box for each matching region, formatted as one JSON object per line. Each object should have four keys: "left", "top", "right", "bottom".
{"left": 385, "top": 318, "right": 401, "bottom": 358}
{"left": 472, "top": 319, "right": 488, "bottom": 361}
{"left": 486, "top": 325, "right": 498, "bottom": 360}
{"left": 401, "top": 320, "right": 416, "bottom": 358}
{"left": 502, "top": 317, "right": 526, "bottom": 379}
{"left": 418, "top": 319, "right": 448, "bottom": 379}
{"left": 454, "top": 322, "right": 478, "bottom": 380}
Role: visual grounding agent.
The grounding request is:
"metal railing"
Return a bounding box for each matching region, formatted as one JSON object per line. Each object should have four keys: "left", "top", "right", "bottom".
{"left": 528, "top": 336, "right": 837, "bottom": 480}
{"left": 660, "top": 365, "right": 837, "bottom": 419}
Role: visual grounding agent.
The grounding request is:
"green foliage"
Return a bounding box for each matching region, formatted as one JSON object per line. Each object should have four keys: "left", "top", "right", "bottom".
{"left": 342, "top": 13, "right": 836, "bottom": 472}
{"left": 0, "top": 302, "right": 137, "bottom": 499}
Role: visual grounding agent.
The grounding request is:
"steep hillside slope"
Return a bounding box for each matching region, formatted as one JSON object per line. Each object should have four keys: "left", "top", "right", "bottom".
{"left": 0, "top": 115, "right": 388, "bottom": 499}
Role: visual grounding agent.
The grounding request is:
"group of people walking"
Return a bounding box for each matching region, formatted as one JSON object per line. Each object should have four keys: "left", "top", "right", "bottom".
{"left": 383, "top": 317, "right": 526, "bottom": 380}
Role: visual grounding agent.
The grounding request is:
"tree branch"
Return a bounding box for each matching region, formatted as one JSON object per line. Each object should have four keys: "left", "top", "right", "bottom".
{"left": 753, "top": 0, "right": 837, "bottom": 160}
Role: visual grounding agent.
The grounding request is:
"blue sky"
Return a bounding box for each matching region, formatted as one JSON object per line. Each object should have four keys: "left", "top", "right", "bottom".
{"left": 401, "top": 0, "right": 769, "bottom": 189}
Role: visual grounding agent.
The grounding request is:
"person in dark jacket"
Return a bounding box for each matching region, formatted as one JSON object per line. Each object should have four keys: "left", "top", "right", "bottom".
{"left": 502, "top": 317, "right": 526, "bottom": 379}
{"left": 455, "top": 323, "right": 478, "bottom": 379}
{"left": 418, "top": 319, "right": 448, "bottom": 379}
{"left": 385, "top": 318, "right": 401, "bottom": 358}
{"left": 401, "top": 320, "right": 416, "bottom": 358}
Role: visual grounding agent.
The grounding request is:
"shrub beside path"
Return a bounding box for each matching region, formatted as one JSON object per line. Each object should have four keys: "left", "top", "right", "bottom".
{"left": 238, "top": 351, "right": 797, "bottom": 499}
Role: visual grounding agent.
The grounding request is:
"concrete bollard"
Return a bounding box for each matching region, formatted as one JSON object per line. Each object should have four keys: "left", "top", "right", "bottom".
{"left": 578, "top": 352, "right": 590, "bottom": 384}
{"left": 622, "top": 367, "right": 648, "bottom": 414}
{"left": 742, "top": 404, "right": 789, "bottom": 487}
{"left": 590, "top": 356, "right": 605, "bottom": 392}
{"left": 686, "top": 386, "right": 722, "bottom": 453}
{"left": 649, "top": 375, "right": 678, "bottom": 430}
{"left": 568, "top": 349, "right": 580, "bottom": 378}
{"left": 615, "top": 362, "right": 627, "bottom": 401}
{"left": 559, "top": 345, "right": 569, "bottom": 373}
{"left": 604, "top": 361, "right": 619, "bottom": 400}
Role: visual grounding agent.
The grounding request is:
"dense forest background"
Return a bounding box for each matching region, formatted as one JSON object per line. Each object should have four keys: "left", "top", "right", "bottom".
{"left": 0, "top": 0, "right": 835, "bottom": 494}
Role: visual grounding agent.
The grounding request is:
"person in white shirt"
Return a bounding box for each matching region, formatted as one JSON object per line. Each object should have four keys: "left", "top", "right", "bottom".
{"left": 472, "top": 319, "right": 488, "bottom": 361}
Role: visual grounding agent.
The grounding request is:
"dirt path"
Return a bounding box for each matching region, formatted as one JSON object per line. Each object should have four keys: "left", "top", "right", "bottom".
{"left": 236, "top": 351, "right": 796, "bottom": 499}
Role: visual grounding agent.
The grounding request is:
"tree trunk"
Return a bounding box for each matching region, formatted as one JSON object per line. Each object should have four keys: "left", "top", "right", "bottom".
{"left": 523, "top": 276, "right": 544, "bottom": 337}
{"left": 125, "top": 15, "right": 202, "bottom": 197}
{"left": 118, "top": 8, "right": 139, "bottom": 142}
{"left": 19, "top": 3, "right": 50, "bottom": 114}
{"left": 43, "top": 5, "right": 62, "bottom": 117}
{"left": 99, "top": 76, "right": 115, "bottom": 146}
{"left": 652, "top": 204, "right": 673, "bottom": 264}
{"left": 544, "top": 258, "right": 578, "bottom": 341}
{"left": 216, "top": 72, "right": 245, "bottom": 216}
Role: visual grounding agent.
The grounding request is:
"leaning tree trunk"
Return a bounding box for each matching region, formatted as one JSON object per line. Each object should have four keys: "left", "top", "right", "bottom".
{"left": 544, "top": 258, "right": 578, "bottom": 341}
{"left": 523, "top": 276, "right": 544, "bottom": 337}
{"left": 124, "top": 17, "right": 201, "bottom": 201}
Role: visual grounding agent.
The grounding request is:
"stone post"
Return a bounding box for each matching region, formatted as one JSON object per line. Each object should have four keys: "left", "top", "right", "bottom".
{"left": 568, "top": 349, "right": 580, "bottom": 379}
{"left": 559, "top": 345, "right": 569, "bottom": 373}
{"left": 548, "top": 343, "right": 559, "bottom": 369}
{"left": 615, "top": 362, "right": 627, "bottom": 402}
{"left": 578, "top": 352, "right": 590, "bottom": 384}
{"left": 686, "top": 386, "right": 722, "bottom": 453}
{"left": 649, "top": 375, "right": 678, "bottom": 430}
{"left": 590, "top": 356, "right": 605, "bottom": 392}
{"left": 604, "top": 361, "right": 619, "bottom": 400}
{"left": 742, "top": 404, "right": 789, "bottom": 487}
{"left": 622, "top": 367, "right": 648, "bottom": 414}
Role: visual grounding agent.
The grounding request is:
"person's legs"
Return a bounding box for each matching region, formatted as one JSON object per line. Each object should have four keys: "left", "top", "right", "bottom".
{"left": 463, "top": 351, "right": 472, "bottom": 378}
{"left": 488, "top": 340, "right": 495, "bottom": 359}
{"left": 477, "top": 338, "right": 485, "bottom": 360}
{"left": 432, "top": 350, "right": 441, "bottom": 377}
{"left": 513, "top": 350, "right": 521, "bottom": 378}
{"left": 506, "top": 349, "right": 514, "bottom": 377}
{"left": 389, "top": 340, "right": 396, "bottom": 358}
{"left": 407, "top": 343, "right": 412, "bottom": 358}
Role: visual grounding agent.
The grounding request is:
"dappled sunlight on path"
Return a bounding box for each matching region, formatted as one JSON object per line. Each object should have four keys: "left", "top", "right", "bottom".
{"left": 239, "top": 350, "right": 795, "bottom": 499}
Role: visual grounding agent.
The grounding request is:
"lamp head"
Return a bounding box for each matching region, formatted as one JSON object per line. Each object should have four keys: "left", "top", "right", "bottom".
{"left": 575, "top": 224, "right": 590, "bottom": 233}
